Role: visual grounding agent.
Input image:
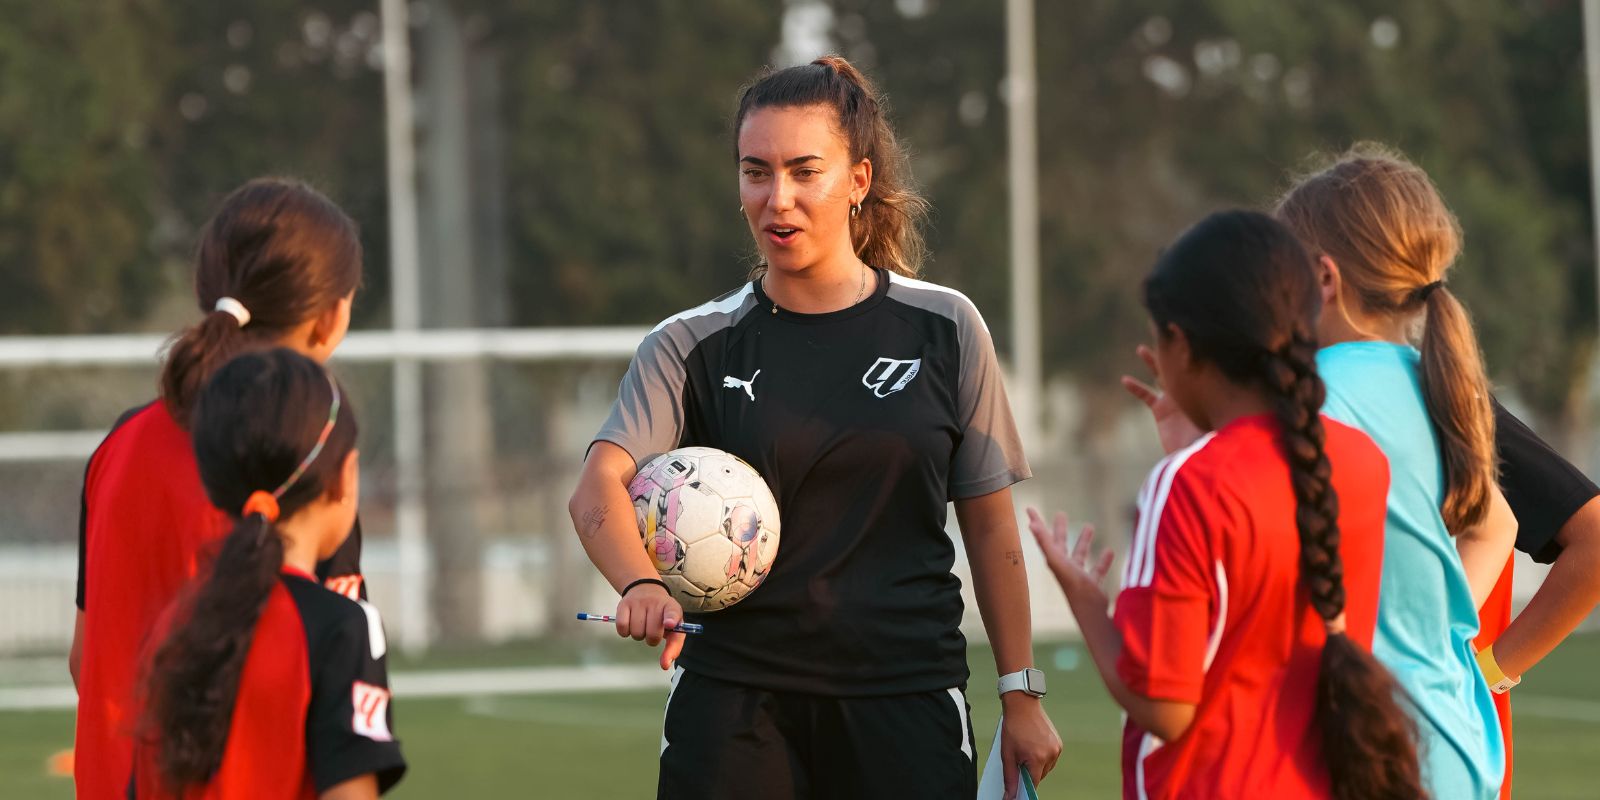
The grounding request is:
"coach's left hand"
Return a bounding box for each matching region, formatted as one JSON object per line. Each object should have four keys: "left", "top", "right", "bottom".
{"left": 1000, "top": 693, "right": 1060, "bottom": 799}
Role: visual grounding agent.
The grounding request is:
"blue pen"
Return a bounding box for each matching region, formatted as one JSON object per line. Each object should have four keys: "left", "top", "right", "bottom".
{"left": 576, "top": 612, "right": 703, "bottom": 634}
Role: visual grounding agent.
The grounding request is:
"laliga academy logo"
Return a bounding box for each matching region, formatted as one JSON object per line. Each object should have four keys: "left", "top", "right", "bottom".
{"left": 351, "top": 681, "right": 393, "bottom": 742}
{"left": 862, "top": 357, "right": 921, "bottom": 398}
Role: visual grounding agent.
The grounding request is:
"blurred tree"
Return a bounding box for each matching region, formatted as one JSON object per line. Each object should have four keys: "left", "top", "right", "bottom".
{"left": 0, "top": 0, "right": 177, "bottom": 334}
{"left": 825, "top": 0, "right": 1593, "bottom": 445}
{"left": 464, "top": 0, "right": 785, "bottom": 325}
{"left": 7, "top": 0, "right": 1587, "bottom": 435}
{"left": 0, "top": 1, "right": 391, "bottom": 338}
{"left": 156, "top": 0, "right": 392, "bottom": 328}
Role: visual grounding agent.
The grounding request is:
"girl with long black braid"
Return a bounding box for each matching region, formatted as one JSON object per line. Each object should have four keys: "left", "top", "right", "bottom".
{"left": 133, "top": 349, "right": 405, "bottom": 799}
{"left": 1030, "top": 211, "right": 1423, "bottom": 799}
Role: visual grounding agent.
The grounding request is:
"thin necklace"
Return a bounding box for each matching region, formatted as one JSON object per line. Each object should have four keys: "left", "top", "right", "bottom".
{"left": 766, "top": 264, "right": 869, "bottom": 315}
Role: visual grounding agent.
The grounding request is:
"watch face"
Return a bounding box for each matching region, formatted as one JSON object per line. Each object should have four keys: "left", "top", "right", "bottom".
{"left": 1026, "top": 668, "right": 1046, "bottom": 696}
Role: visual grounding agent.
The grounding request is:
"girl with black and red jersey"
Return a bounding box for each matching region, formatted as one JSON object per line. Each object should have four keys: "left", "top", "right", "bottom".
{"left": 133, "top": 348, "right": 405, "bottom": 798}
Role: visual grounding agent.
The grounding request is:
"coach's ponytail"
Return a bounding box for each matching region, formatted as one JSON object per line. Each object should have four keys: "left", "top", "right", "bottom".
{"left": 160, "top": 177, "right": 362, "bottom": 426}
{"left": 1276, "top": 144, "right": 1494, "bottom": 532}
{"left": 734, "top": 54, "right": 930, "bottom": 278}
{"left": 140, "top": 349, "right": 357, "bottom": 789}
{"left": 1144, "top": 211, "right": 1424, "bottom": 800}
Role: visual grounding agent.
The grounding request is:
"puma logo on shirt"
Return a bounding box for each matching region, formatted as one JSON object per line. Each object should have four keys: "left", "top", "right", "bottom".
{"left": 723, "top": 369, "right": 761, "bottom": 401}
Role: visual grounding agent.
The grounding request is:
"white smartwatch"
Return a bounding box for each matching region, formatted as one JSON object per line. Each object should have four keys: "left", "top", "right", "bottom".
{"left": 998, "top": 667, "right": 1047, "bottom": 699}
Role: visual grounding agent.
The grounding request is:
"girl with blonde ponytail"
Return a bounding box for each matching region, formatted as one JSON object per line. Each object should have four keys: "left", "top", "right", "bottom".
{"left": 1276, "top": 145, "right": 1514, "bottom": 799}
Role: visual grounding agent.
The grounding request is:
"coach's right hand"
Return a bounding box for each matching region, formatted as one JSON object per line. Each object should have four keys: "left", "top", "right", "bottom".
{"left": 616, "top": 583, "right": 687, "bottom": 670}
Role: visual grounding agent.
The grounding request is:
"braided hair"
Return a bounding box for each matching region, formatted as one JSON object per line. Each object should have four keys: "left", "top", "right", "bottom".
{"left": 1143, "top": 211, "right": 1425, "bottom": 800}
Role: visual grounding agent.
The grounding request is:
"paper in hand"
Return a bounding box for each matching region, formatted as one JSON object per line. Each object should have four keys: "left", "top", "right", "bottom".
{"left": 976, "top": 716, "right": 1040, "bottom": 799}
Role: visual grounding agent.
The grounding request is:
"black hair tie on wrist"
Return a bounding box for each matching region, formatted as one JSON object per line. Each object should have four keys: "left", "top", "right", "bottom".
{"left": 621, "top": 577, "right": 669, "bottom": 598}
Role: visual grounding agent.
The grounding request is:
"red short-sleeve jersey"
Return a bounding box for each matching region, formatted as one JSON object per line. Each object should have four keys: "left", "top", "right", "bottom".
{"left": 75, "top": 403, "right": 367, "bottom": 799}
{"left": 1113, "top": 414, "right": 1389, "bottom": 800}
{"left": 132, "top": 569, "right": 406, "bottom": 798}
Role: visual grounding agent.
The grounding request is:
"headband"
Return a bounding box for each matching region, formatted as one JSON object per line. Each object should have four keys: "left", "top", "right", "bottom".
{"left": 240, "top": 372, "right": 342, "bottom": 522}
{"left": 214, "top": 297, "right": 251, "bottom": 328}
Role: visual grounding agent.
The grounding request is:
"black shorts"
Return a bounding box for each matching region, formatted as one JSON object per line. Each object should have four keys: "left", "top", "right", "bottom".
{"left": 657, "top": 668, "right": 977, "bottom": 800}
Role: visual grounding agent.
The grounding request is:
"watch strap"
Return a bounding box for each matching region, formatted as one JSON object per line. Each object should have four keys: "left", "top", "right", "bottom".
{"left": 997, "top": 667, "right": 1045, "bottom": 698}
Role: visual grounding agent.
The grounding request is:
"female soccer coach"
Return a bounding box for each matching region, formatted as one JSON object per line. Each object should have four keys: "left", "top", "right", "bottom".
{"left": 568, "top": 56, "right": 1061, "bottom": 799}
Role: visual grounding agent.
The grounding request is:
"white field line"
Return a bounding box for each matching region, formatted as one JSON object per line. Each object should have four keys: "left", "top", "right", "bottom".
{"left": 393, "top": 664, "right": 671, "bottom": 699}
{"left": 6, "top": 670, "right": 1597, "bottom": 726}
{"left": 0, "top": 685, "right": 76, "bottom": 712}
{"left": 0, "top": 664, "right": 671, "bottom": 712}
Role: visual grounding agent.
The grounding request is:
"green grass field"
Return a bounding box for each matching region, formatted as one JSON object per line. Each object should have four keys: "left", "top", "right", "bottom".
{"left": 4, "top": 634, "right": 1597, "bottom": 798}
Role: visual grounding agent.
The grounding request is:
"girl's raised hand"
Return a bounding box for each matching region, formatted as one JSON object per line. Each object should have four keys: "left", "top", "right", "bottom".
{"left": 1027, "top": 508, "right": 1115, "bottom": 615}
{"left": 1122, "top": 344, "right": 1204, "bottom": 455}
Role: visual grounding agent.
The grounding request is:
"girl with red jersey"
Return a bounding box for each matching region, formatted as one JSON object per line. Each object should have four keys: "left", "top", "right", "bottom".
{"left": 133, "top": 348, "right": 405, "bottom": 798}
{"left": 72, "top": 178, "right": 365, "bottom": 798}
{"left": 1031, "top": 211, "right": 1424, "bottom": 800}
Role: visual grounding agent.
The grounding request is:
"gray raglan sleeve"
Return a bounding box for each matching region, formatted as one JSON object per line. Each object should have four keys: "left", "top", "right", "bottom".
{"left": 593, "top": 324, "right": 690, "bottom": 471}
{"left": 950, "top": 299, "right": 1031, "bottom": 499}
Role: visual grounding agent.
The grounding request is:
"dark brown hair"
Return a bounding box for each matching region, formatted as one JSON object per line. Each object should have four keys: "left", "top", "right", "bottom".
{"left": 734, "top": 55, "right": 929, "bottom": 277}
{"left": 160, "top": 177, "right": 362, "bottom": 425}
{"left": 139, "top": 348, "right": 358, "bottom": 789}
{"left": 1144, "top": 211, "right": 1426, "bottom": 800}
{"left": 1276, "top": 144, "right": 1494, "bottom": 532}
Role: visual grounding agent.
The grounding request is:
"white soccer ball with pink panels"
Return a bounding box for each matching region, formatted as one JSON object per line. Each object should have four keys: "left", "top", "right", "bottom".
{"left": 628, "top": 446, "right": 781, "bottom": 612}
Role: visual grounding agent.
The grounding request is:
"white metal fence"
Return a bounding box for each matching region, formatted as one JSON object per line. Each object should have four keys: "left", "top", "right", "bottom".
{"left": 0, "top": 328, "right": 647, "bottom": 655}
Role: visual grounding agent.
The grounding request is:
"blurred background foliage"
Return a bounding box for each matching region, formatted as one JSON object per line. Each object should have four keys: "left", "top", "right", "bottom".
{"left": 0, "top": 0, "right": 1592, "bottom": 442}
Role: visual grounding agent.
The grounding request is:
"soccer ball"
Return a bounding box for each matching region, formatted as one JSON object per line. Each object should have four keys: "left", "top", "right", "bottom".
{"left": 627, "top": 446, "right": 781, "bottom": 612}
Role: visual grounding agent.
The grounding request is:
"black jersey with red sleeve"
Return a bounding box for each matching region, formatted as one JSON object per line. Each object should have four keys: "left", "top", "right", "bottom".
{"left": 132, "top": 568, "right": 405, "bottom": 798}
{"left": 76, "top": 402, "right": 369, "bottom": 800}
{"left": 1475, "top": 398, "right": 1600, "bottom": 799}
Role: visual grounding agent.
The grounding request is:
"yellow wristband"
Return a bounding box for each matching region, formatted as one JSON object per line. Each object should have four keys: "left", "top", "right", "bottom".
{"left": 1476, "top": 644, "right": 1520, "bottom": 694}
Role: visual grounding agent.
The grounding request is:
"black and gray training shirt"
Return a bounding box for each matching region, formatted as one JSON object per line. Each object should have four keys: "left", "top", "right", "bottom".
{"left": 594, "top": 267, "right": 1030, "bottom": 696}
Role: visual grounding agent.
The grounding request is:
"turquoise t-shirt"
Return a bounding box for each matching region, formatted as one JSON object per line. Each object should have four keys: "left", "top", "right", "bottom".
{"left": 1317, "top": 342, "right": 1503, "bottom": 799}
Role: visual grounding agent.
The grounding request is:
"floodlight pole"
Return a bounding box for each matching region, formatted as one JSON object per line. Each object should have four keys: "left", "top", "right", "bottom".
{"left": 381, "top": 0, "right": 431, "bottom": 653}
{"left": 1006, "top": 0, "right": 1042, "bottom": 447}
